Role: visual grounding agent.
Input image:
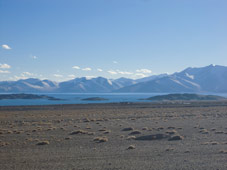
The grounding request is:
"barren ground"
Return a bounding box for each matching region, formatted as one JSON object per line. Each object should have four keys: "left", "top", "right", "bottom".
{"left": 0, "top": 102, "right": 227, "bottom": 170}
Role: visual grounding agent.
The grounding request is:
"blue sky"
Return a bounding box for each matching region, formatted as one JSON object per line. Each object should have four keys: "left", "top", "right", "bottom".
{"left": 0, "top": 0, "right": 227, "bottom": 81}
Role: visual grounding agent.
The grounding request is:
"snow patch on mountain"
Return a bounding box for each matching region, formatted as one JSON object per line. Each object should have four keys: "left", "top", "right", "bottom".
{"left": 185, "top": 73, "right": 194, "bottom": 79}
{"left": 107, "top": 80, "right": 112, "bottom": 85}
{"left": 181, "top": 78, "right": 200, "bottom": 88}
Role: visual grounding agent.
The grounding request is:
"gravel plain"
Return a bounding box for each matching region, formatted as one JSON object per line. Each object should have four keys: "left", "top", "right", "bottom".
{"left": 1, "top": 101, "right": 227, "bottom": 170}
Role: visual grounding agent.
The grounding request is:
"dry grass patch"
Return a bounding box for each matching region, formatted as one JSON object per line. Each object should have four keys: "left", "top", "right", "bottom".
{"left": 215, "top": 131, "right": 224, "bottom": 134}
{"left": 99, "top": 128, "right": 107, "bottom": 132}
{"left": 142, "top": 127, "right": 149, "bottom": 130}
{"left": 36, "top": 141, "right": 50, "bottom": 145}
{"left": 103, "top": 130, "right": 111, "bottom": 134}
{"left": 69, "top": 130, "right": 89, "bottom": 135}
{"left": 135, "top": 134, "right": 169, "bottom": 141}
{"left": 13, "top": 130, "right": 24, "bottom": 134}
{"left": 126, "top": 136, "right": 136, "bottom": 140}
{"left": 201, "top": 141, "right": 219, "bottom": 145}
{"left": 87, "top": 132, "right": 95, "bottom": 135}
{"left": 168, "top": 135, "right": 184, "bottom": 141}
{"left": 65, "top": 137, "right": 72, "bottom": 140}
{"left": 165, "top": 148, "right": 174, "bottom": 151}
{"left": 47, "top": 127, "right": 55, "bottom": 131}
{"left": 157, "top": 127, "right": 164, "bottom": 130}
{"left": 7, "top": 130, "right": 13, "bottom": 134}
{"left": 120, "top": 135, "right": 125, "bottom": 138}
{"left": 122, "top": 127, "right": 134, "bottom": 131}
{"left": 219, "top": 150, "right": 227, "bottom": 154}
{"left": 211, "top": 141, "right": 219, "bottom": 145}
{"left": 25, "top": 138, "right": 33, "bottom": 142}
{"left": 127, "top": 145, "right": 136, "bottom": 150}
{"left": 0, "top": 141, "right": 9, "bottom": 147}
{"left": 201, "top": 142, "right": 210, "bottom": 145}
{"left": 60, "top": 127, "right": 66, "bottom": 131}
{"left": 93, "top": 136, "right": 108, "bottom": 143}
{"left": 199, "top": 129, "right": 209, "bottom": 134}
{"left": 129, "top": 130, "right": 141, "bottom": 135}
{"left": 165, "top": 130, "right": 177, "bottom": 135}
{"left": 96, "top": 118, "right": 104, "bottom": 122}
{"left": 83, "top": 118, "right": 90, "bottom": 122}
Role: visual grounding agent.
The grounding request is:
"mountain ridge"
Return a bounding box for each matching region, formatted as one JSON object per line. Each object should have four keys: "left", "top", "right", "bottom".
{"left": 0, "top": 65, "right": 227, "bottom": 93}
{"left": 115, "top": 65, "right": 227, "bottom": 93}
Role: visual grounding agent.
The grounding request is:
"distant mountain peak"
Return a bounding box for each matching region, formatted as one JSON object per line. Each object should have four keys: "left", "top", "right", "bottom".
{"left": 0, "top": 65, "right": 227, "bottom": 93}
{"left": 115, "top": 65, "right": 227, "bottom": 93}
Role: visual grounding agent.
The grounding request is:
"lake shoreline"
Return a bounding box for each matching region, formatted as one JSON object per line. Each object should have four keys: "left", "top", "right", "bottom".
{"left": 1, "top": 100, "right": 227, "bottom": 111}
{"left": 1, "top": 92, "right": 227, "bottom": 106}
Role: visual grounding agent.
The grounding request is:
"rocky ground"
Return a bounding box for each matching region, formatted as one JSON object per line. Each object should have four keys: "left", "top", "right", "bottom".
{"left": 0, "top": 102, "right": 227, "bottom": 170}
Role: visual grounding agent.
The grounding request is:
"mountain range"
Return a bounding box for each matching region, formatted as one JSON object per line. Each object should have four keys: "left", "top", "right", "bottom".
{"left": 0, "top": 64, "right": 227, "bottom": 93}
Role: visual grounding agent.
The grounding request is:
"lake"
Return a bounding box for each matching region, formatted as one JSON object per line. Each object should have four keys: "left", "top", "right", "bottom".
{"left": 1, "top": 93, "right": 227, "bottom": 106}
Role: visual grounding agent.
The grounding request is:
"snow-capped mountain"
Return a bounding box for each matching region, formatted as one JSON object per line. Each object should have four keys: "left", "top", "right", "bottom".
{"left": 0, "top": 78, "right": 58, "bottom": 93}
{"left": 112, "top": 77, "right": 137, "bottom": 88}
{"left": 57, "top": 77, "right": 120, "bottom": 93}
{"left": 174, "top": 64, "right": 227, "bottom": 93}
{"left": 0, "top": 65, "right": 227, "bottom": 93}
{"left": 115, "top": 65, "right": 227, "bottom": 93}
{"left": 135, "top": 73, "right": 168, "bottom": 83}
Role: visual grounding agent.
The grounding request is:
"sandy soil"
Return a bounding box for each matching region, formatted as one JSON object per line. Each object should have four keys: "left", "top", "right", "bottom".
{"left": 0, "top": 101, "right": 227, "bottom": 170}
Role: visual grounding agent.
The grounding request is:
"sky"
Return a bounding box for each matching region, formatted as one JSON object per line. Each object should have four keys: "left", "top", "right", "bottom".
{"left": 0, "top": 0, "right": 227, "bottom": 82}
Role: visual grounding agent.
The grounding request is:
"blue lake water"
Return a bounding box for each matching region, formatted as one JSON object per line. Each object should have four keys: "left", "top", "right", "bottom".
{"left": 1, "top": 93, "right": 227, "bottom": 106}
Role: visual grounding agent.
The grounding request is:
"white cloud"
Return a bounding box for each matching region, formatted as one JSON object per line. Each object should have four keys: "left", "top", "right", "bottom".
{"left": 113, "top": 61, "right": 118, "bottom": 64}
{"left": 21, "top": 72, "right": 33, "bottom": 76}
{"left": 136, "top": 69, "right": 152, "bottom": 74}
{"left": 85, "top": 76, "right": 95, "bottom": 79}
{"left": 82, "top": 67, "right": 92, "bottom": 71}
{"left": 135, "top": 73, "right": 146, "bottom": 78}
{"left": 68, "top": 74, "right": 76, "bottom": 78}
{"left": 53, "top": 74, "right": 63, "bottom": 78}
{"left": 117, "top": 70, "right": 133, "bottom": 75}
{"left": 14, "top": 75, "right": 27, "bottom": 80}
{"left": 108, "top": 70, "right": 117, "bottom": 75}
{"left": 72, "top": 66, "right": 80, "bottom": 69}
{"left": 0, "top": 70, "right": 10, "bottom": 74}
{"left": 0, "top": 63, "right": 11, "bottom": 69}
{"left": 32, "top": 56, "right": 37, "bottom": 59}
{"left": 97, "top": 68, "right": 103, "bottom": 72}
{"left": 2, "top": 44, "right": 11, "bottom": 50}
